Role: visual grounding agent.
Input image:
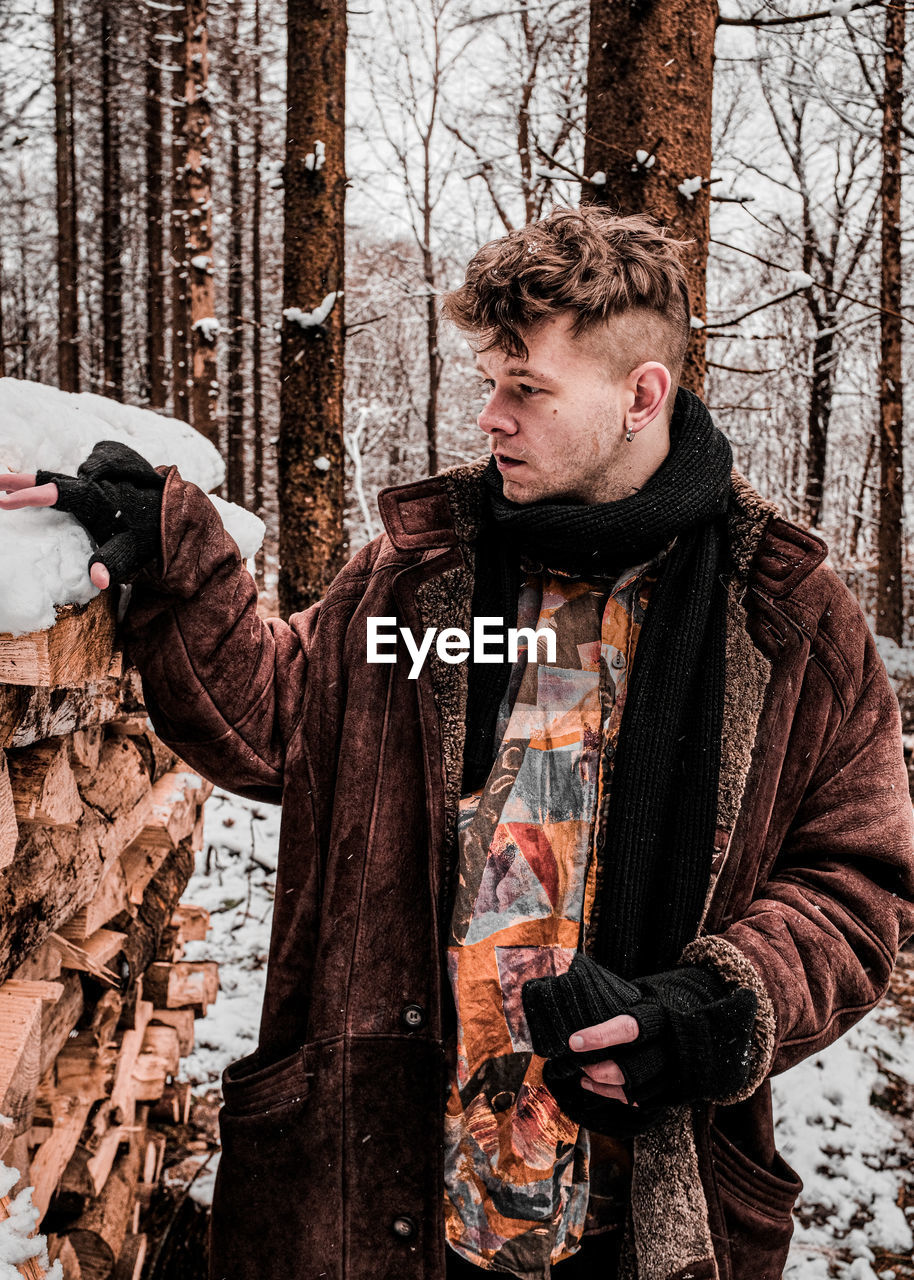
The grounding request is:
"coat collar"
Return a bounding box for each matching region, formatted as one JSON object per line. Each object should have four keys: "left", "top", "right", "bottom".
{"left": 378, "top": 457, "right": 826, "bottom": 597}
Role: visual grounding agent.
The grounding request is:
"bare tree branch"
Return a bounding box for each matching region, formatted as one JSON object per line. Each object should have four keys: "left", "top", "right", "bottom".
{"left": 718, "top": 0, "right": 883, "bottom": 29}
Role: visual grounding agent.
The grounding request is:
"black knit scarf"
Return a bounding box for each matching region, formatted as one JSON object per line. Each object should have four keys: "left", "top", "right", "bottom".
{"left": 463, "top": 388, "right": 733, "bottom": 978}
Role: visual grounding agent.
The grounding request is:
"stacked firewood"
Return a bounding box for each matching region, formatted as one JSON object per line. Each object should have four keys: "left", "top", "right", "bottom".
{"left": 0, "top": 593, "right": 217, "bottom": 1280}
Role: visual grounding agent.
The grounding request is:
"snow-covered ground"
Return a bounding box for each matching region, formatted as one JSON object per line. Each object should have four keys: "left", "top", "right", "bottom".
{"left": 187, "top": 787, "right": 914, "bottom": 1275}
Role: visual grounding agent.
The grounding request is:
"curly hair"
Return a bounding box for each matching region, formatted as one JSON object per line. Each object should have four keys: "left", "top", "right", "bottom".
{"left": 442, "top": 207, "right": 693, "bottom": 378}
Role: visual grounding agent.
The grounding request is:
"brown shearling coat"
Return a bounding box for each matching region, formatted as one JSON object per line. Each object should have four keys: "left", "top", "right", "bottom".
{"left": 121, "top": 459, "right": 914, "bottom": 1280}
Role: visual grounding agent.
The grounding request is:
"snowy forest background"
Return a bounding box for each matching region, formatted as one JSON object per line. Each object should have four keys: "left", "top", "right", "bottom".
{"left": 1, "top": 1, "right": 914, "bottom": 1278}
{"left": 0, "top": 0, "right": 911, "bottom": 631}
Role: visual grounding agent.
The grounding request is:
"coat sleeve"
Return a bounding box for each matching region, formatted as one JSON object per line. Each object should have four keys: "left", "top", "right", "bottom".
{"left": 682, "top": 614, "right": 914, "bottom": 1101}
{"left": 119, "top": 466, "right": 320, "bottom": 803}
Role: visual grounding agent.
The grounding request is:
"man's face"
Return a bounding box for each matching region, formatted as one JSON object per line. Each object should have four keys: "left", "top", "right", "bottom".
{"left": 475, "top": 312, "right": 666, "bottom": 505}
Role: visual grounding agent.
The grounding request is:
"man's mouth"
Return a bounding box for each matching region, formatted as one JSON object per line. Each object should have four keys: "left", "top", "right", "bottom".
{"left": 494, "top": 453, "right": 524, "bottom": 471}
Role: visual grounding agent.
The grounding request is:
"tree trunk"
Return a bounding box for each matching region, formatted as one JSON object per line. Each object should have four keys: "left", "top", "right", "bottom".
{"left": 226, "top": 0, "right": 245, "bottom": 505}
{"left": 145, "top": 6, "right": 167, "bottom": 410}
{"left": 0, "top": 224, "right": 6, "bottom": 379}
{"left": 100, "top": 0, "right": 123, "bottom": 399}
{"left": 849, "top": 430, "right": 876, "bottom": 563}
{"left": 184, "top": 0, "right": 219, "bottom": 446}
{"left": 876, "top": 0, "right": 906, "bottom": 642}
{"left": 170, "top": 2, "right": 190, "bottom": 423}
{"left": 54, "top": 0, "right": 79, "bottom": 392}
{"left": 582, "top": 0, "right": 716, "bottom": 394}
{"left": 279, "top": 0, "right": 347, "bottom": 614}
{"left": 252, "top": 0, "right": 265, "bottom": 589}
{"left": 803, "top": 317, "right": 837, "bottom": 528}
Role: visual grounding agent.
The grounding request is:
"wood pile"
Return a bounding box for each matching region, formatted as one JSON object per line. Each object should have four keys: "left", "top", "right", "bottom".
{"left": 0, "top": 595, "right": 217, "bottom": 1280}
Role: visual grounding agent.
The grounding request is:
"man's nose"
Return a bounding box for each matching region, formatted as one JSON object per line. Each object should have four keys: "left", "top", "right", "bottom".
{"left": 477, "top": 392, "right": 517, "bottom": 436}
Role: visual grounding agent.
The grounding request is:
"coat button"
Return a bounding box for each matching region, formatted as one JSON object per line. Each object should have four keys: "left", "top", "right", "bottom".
{"left": 400, "top": 1003, "right": 426, "bottom": 1031}
{"left": 391, "top": 1215, "right": 417, "bottom": 1241}
{"left": 611, "top": 651, "right": 626, "bottom": 670}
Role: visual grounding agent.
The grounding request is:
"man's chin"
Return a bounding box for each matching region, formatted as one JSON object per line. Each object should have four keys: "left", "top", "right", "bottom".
{"left": 502, "top": 475, "right": 576, "bottom": 505}
{"left": 501, "top": 474, "right": 547, "bottom": 504}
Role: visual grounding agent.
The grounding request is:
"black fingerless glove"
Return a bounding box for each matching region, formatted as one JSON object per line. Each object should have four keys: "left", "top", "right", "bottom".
{"left": 37, "top": 440, "right": 166, "bottom": 586}
{"left": 521, "top": 953, "right": 757, "bottom": 1137}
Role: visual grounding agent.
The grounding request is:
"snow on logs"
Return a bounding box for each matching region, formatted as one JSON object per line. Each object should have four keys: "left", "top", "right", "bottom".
{"left": 0, "top": 596, "right": 217, "bottom": 1280}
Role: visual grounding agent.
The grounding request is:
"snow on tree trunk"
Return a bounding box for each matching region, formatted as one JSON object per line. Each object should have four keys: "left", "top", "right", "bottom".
{"left": 100, "top": 0, "right": 123, "bottom": 401}
{"left": 279, "top": 0, "right": 347, "bottom": 614}
{"left": 53, "top": 0, "right": 79, "bottom": 394}
{"left": 145, "top": 2, "right": 167, "bottom": 412}
{"left": 876, "top": 0, "right": 906, "bottom": 643}
{"left": 582, "top": 0, "right": 715, "bottom": 394}
{"left": 184, "top": 0, "right": 218, "bottom": 446}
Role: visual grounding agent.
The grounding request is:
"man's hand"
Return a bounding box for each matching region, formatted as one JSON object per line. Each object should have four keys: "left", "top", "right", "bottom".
{"left": 1, "top": 474, "right": 111, "bottom": 588}
{"left": 521, "top": 952, "right": 758, "bottom": 1136}
{"left": 569, "top": 1014, "right": 640, "bottom": 1103}
{"left": 1, "top": 442, "right": 166, "bottom": 588}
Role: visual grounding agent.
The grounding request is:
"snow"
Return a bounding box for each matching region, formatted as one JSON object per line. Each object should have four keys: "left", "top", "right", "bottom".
{"left": 774, "top": 998, "right": 914, "bottom": 1276}
{"left": 875, "top": 635, "right": 914, "bottom": 681}
{"left": 633, "top": 150, "right": 655, "bottom": 169}
{"left": 0, "top": 380, "right": 264, "bottom": 634}
{"left": 829, "top": 1, "right": 855, "bottom": 15}
{"left": 179, "top": 788, "right": 280, "bottom": 1087}
{"left": 190, "top": 254, "right": 213, "bottom": 272}
{"left": 191, "top": 317, "right": 220, "bottom": 342}
{"left": 690, "top": 315, "right": 706, "bottom": 330}
{"left": 787, "top": 270, "right": 815, "bottom": 291}
{"left": 589, "top": 171, "right": 607, "bottom": 185}
{"left": 305, "top": 140, "right": 326, "bottom": 172}
{"left": 0, "top": 1161, "right": 62, "bottom": 1280}
{"left": 313, "top": 455, "right": 331, "bottom": 472}
{"left": 283, "top": 291, "right": 341, "bottom": 329}
{"left": 678, "top": 175, "right": 703, "bottom": 200}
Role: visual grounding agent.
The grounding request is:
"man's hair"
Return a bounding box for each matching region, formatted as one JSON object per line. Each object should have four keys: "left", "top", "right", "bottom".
{"left": 441, "top": 207, "right": 693, "bottom": 383}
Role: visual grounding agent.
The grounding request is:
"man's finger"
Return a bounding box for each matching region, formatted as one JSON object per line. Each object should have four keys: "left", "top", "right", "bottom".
{"left": 581, "top": 1059, "right": 625, "bottom": 1087}
{"left": 580, "top": 1079, "right": 628, "bottom": 1103}
{"left": 569, "top": 1013, "right": 640, "bottom": 1053}
{"left": 0, "top": 480, "right": 58, "bottom": 509}
{"left": 89, "top": 562, "right": 110, "bottom": 590}
{"left": 1, "top": 472, "right": 38, "bottom": 490}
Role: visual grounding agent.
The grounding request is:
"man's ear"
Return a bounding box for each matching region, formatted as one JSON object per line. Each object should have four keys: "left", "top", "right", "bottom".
{"left": 625, "top": 363, "right": 672, "bottom": 437}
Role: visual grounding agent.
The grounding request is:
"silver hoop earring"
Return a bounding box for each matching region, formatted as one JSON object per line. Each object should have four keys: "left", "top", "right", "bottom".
{"left": 625, "top": 427, "right": 634, "bottom": 443}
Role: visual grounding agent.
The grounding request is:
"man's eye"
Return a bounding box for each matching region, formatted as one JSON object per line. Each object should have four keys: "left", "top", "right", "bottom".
{"left": 519, "top": 384, "right": 542, "bottom": 396}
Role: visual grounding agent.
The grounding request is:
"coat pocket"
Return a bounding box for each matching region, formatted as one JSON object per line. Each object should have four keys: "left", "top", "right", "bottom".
{"left": 710, "top": 1125, "right": 803, "bottom": 1280}
{"left": 211, "top": 1042, "right": 341, "bottom": 1280}
{"left": 221, "top": 1044, "right": 314, "bottom": 1117}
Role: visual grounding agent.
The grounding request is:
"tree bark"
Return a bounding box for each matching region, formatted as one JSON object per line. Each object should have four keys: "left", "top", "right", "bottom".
{"left": 583, "top": 0, "right": 716, "bottom": 393}
{"left": 184, "top": 0, "right": 219, "bottom": 445}
{"left": 145, "top": 6, "right": 167, "bottom": 410}
{"left": 54, "top": 0, "right": 79, "bottom": 392}
{"left": 226, "top": 0, "right": 245, "bottom": 505}
{"left": 100, "top": 0, "right": 123, "bottom": 399}
{"left": 803, "top": 311, "right": 837, "bottom": 528}
{"left": 279, "top": 0, "right": 347, "bottom": 614}
{"left": 876, "top": 0, "right": 905, "bottom": 642}
{"left": 252, "top": 0, "right": 265, "bottom": 588}
{"left": 170, "top": 2, "right": 190, "bottom": 424}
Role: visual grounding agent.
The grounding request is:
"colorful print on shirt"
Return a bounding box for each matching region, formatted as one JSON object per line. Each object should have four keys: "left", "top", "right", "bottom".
{"left": 444, "top": 562, "right": 654, "bottom": 1279}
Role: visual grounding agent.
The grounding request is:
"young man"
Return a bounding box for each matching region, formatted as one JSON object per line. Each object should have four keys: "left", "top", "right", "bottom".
{"left": 3, "top": 209, "right": 913, "bottom": 1280}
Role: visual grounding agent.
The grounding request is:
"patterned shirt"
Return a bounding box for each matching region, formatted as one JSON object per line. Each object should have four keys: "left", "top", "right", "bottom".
{"left": 444, "top": 560, "right": 656, "bottom": 1278}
